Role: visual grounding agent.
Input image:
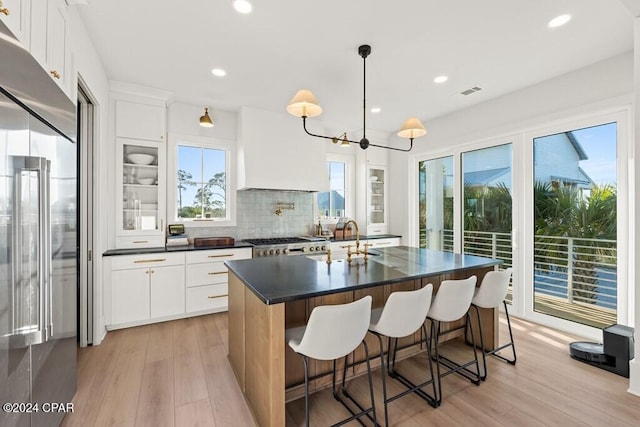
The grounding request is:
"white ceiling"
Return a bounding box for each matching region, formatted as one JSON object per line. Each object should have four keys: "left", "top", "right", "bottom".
{"left": 77, "top": 0, "right": 633, "bottom": 136}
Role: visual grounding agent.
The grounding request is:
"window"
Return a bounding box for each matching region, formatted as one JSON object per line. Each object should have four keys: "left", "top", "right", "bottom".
{"left": 318, "top": 161, "right": 346, "bottom": 217}
{"left": 168, "top": 135, "right": 234, "bottom": 224}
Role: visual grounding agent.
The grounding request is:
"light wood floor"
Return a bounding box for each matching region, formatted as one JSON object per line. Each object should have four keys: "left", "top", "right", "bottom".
{"left": 62, "top": 313, "right": 640, "bottom": 427}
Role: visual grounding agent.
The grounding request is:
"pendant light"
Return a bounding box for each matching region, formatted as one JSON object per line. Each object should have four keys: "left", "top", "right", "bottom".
{"left": 287, "top": 44, "right": 426, "bottom": 152}
{"left": 199, "top": 107, "right": 214, "bottom": 128}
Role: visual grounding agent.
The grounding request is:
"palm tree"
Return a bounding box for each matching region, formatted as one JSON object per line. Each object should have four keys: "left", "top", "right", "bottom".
{"left": 534, "top": 181, "right": 617, "bottom": 304}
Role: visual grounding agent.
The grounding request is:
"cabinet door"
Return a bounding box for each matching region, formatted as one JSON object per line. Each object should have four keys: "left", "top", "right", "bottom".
{"left": 0, "top": 0, "right": 29, "bottom": 45}
{"left": 116, "top": 137, "right": 166, "bottom": 244}
{"left": 150, "top": 265, "right": 185, "bottom": 318}
{"left": 368, "top": 165, "right": 387, "bottom": 232}
{"left": 111, "top": 268, "right": 150, "bottom": 324}
{"left": 115, "top": 100, "right": 166, "bottom": 142}
{"left": 46, "top": 0, "right": 69, "bottom": 92}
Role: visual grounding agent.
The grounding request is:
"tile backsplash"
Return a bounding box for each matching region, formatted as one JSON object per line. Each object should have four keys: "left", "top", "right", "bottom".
{"left": 185, "top": 189, "right": 316, "bottom": 241}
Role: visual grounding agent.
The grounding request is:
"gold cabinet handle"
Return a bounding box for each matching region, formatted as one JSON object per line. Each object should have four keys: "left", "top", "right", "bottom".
{"left": 208, "top": 254, "right": 234, "bottom": 258}
{"left": 0, "top": 1, "right": 9, "bottom": 16}
{"left": 207, "top": 294, "right": 228, "bottom": 299}
{"left": 133, "top": 240, "right": 149, "bottom": 244}
{"left": 207, "top": 271, "right": 227, "bottom": 275}
{"left": 134, "top": 258, "right": 166, "bottom": 263}
{"left": 50, "top": 70, "right": 61, "bottom": 79}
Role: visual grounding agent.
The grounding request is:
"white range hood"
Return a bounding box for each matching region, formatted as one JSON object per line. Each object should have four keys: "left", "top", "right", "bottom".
{"left": 237, "top": 106, "right": 329, "bottom": 192}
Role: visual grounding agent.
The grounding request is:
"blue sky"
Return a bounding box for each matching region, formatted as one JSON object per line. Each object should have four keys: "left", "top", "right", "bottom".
{"left": 572, "top": 122, "right": 617, "bottom": 185}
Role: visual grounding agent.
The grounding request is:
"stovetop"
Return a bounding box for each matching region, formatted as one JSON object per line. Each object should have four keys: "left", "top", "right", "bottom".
{"left": 243, "top": 236, "right": 326, "bottom": 246}
{"left": 244, "top": 237, "right": 308, "bottom": 245}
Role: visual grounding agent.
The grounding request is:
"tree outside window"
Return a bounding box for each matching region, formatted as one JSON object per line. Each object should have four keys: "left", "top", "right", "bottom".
{"left": 176, "top": 145, "right": 227, "bottom": 220}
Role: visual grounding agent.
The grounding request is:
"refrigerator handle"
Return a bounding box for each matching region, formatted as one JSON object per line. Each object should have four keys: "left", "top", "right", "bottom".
{"left": 42, "top": 159, "right": 52, "bottom": 340}
{"left": 12, "top": 156, "right": 51, "bottom": 346}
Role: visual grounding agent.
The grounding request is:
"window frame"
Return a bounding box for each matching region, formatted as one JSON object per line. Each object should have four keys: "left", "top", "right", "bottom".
{"left": 167, "top": 133, "right": 236, "bottom": 227}
{"left": 317, "top": 152, "right": 355, "bottom": 220}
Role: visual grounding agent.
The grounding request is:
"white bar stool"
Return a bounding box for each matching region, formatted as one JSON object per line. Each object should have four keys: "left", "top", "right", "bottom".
{"left": 368, "top": 284, "right": 436, "bottom": 426}
{"left": 287, "top": 295, "right": 378, "bottom": 427}
{"left": 427, "top": 276, "right": 481, "bottom": 406}
{"left": 470, "top": 268, "right": 516, "bottom": 380}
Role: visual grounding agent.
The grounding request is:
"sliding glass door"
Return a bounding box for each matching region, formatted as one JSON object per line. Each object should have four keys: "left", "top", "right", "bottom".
{"left": 462, "top": 144, "right": 513, "bottom": 301}
{"left": 418, "top": 156, "right": 453, "bottom": 251}
{"left": 532, "top": 123, "right": 617, "bottom": 329}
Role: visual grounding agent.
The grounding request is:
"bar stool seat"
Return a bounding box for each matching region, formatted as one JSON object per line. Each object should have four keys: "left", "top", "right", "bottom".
{"left": 368, "top": 284, "right": 436, "bottom": 426}
{"left": 427, "top": 276, "right": 481, "bottom": 406}
{"left": 287, "top": 295, "right": 378, "bottom": 427}
{"left": 470, "top": 268, "right": 516, "bottom": 380}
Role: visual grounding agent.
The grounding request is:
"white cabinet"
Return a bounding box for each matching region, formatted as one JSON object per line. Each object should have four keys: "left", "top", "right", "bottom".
{"left": 0, "top": 0, "right": 29, "bottom": 45}
{"left": 107, "top": 253, "right": 185, "bottom": 327}
{"left": 115, "top": 100, "right": 166, "bottom": 142}
{"left": 150, "top": 265, "right": 185, "bottom": 318}
{"left": 185, "top": 248, "right": 252, "bottom": 313}
{"left": 365, "top": 237, "right": 401, "bottom": 249}
{"left": 29, "top": 0, "right": 72, "bottom": 96}
{"left": 111, "top": 267, "right": 149, "bottom": 325}
{"left": 105, "top": 248, "right": 252, "bottom": 330}
{"left": 367, "top": 165, "right": 388, "bottom": 235}
{"left": 111, "top": 95, "right": 168, "bottom": 249}
{"left": 115, "top": 137, "right": 166, "bottom": 248}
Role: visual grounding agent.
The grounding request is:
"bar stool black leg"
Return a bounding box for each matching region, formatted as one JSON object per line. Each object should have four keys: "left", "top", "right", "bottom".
{"left": 303, "top": 355, "right": 310, "bottom": 427}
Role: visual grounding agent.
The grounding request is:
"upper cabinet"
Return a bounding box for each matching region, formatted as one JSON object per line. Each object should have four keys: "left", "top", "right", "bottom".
{"left": 116, "top": 100, "right": 167, "bottom": 142}
{"left": 29, "top": 0, "right": 73, "bottom": 99}
{"left": 110, "top": 88, "right": 170, "bottom": 249}
{"left": 0, "top": 0, "right": 30, "bottom": 45}
{"left": 367, "top": 164, "right": 388, "bottom": 235}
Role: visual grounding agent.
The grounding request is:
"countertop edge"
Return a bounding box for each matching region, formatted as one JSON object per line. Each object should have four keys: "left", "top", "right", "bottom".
{"left": 226, "top": 249, "right": 502, "bottom": 305}
{"left": 103, "top": 242, "right": 254, "bottom": 256}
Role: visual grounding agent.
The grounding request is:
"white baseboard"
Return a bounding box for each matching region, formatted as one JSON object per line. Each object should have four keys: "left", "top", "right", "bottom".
{"left": 629, "top": 359, "right": 640, "bottom": 396}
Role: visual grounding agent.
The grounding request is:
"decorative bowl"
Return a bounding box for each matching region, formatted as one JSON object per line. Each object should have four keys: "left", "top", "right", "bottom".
{"left": 370, "top": 176, "right": 379, "bottom": 182}
{"left": 127, "top": 153, "right": 155, "bottom": 165}
{"left": 136, "top": 177, "right": 155, "bottom": 185}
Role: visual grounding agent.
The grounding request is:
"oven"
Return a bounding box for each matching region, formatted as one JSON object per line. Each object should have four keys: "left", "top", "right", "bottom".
{"left": 243, "top": 237, "right": 328, "bottom": 257}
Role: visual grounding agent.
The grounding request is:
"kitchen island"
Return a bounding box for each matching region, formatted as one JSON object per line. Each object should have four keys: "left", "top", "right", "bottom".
{"left": 226, "top": 246, "right": 501, "bottom": 427}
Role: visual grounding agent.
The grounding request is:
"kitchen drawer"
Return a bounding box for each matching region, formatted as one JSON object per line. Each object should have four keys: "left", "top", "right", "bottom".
{"left": 186, "top": 262, "right": 228, "bottom": 287}
{"left": 185, "top": 247, "right": 252, "bottom": 264}
{"left": 366, "top": 238, "right": 400, "bottom": 248}
{"left": 115, "top": 235, "right": 165, "bottom": 249}
{"left": 111, "top": 252, "right": 185, "bottom": 270}
{"left": 186, "top": 284, "right": 228, "bottom": 313}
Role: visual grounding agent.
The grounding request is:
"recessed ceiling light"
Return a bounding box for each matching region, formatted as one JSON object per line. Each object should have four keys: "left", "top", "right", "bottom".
{"left": 211, "top": 68, "right": 227, "bottom": 77}
{"left": 370, "top": 107, "right": 381, "bottom": 114}
{"left": 233, "top": 0, "right": 252, "bottom": 14}
{"left": 548, "top": 14, "right": 571, "bottom": 28}
{"left": 434, "top": 75, "right": 448, "bottom": 84}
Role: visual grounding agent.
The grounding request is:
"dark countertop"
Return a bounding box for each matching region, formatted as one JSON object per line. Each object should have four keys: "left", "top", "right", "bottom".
{"left": 329, "top": 234, "right": 401, "bottom": 242}
{"left": 103, "top": 242, "right": 253, "bottom": 256}
{"left": 225, "top": 246, "right": 501, "bottom": 305}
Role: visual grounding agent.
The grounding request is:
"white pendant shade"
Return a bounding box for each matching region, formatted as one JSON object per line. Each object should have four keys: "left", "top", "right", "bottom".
{"left": 286, "top": 89, "right": 323, "bottom": 118}
{"left": 397, "top": 117, "right": 426, "bottom": 139}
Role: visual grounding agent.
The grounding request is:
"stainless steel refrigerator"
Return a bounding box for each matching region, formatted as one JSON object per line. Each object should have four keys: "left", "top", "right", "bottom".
{"left": 0, "top": 19, "right": 77, "bottom": 427}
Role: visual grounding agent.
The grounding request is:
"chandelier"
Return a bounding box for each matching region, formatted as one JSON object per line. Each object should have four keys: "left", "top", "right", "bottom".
{"left": 286, "top": 44, "right": 426, "bottom": 152}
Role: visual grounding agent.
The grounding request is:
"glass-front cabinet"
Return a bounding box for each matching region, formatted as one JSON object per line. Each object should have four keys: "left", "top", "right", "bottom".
{"left": 115, "top": 137, "right": 166, "bottom": 248}
{"left": 367, "top": 165, "right": 388, "bottom": 234}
